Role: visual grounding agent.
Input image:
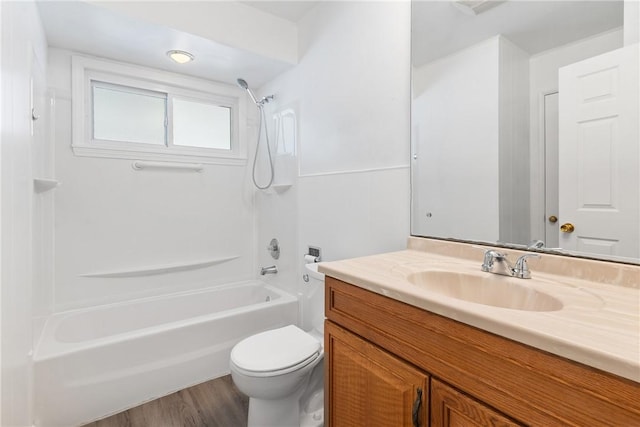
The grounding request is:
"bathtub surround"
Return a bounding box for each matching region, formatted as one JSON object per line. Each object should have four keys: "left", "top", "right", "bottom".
{"left": 0, "top": 1, "right": 49, "bottom": 425}
{"left": 48, "top": 48, "right": 256, "bottom": 312}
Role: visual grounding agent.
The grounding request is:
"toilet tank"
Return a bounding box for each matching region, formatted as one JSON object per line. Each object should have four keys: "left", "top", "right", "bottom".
{"left": 301, "top": 263, "right": 325, "bottom": 334}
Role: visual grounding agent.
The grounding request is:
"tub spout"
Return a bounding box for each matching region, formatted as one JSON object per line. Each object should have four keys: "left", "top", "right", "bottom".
{"left": 260, "top": 265, "right": 278, "bottom": 275}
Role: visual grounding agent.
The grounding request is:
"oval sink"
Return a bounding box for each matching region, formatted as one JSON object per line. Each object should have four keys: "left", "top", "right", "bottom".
{"left": 406, "top": 270, "right": 563, "bottom": 312}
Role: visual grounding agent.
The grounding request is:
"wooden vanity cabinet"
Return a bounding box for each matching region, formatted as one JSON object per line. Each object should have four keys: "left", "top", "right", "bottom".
{"left": 324, "top": 276, "right": 640, "bottom": 426}
{"left": 326, "top": 321, "right": 428, "bottom": 427}
{"left": 430, "top": 379, "right": 520, "bottom": 427}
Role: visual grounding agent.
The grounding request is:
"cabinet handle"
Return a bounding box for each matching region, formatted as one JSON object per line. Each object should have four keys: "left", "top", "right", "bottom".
{"left": 412, "top": 387, "right": 423, "bottom": 427}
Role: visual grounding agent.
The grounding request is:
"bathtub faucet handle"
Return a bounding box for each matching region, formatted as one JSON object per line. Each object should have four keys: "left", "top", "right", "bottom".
{"left": 260, "top": 265, "right": 278, "bottom": 275}
{"left": 267, "top": 238, "right": 280, "bottom": 260}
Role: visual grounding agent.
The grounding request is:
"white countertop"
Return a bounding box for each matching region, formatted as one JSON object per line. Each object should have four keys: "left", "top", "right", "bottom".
{"left": 319, "top": 245, "right": 640, "bottom": 383}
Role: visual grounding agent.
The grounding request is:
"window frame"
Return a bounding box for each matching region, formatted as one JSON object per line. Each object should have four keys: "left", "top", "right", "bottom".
{"left": 72, "top": 55, "right": 247, "bottom": 165}
{"left": 91, "top": 79, "right": 169, "bottom": 147}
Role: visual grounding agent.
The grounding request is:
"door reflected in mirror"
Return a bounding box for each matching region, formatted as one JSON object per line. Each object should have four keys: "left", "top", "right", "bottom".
{"left": 411, "top": 0, "right": 639, "bottom": 263}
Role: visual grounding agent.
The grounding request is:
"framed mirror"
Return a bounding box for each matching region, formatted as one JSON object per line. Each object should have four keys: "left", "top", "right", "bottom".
{"left": 411, "top": 0, "right": 639, "bottom": 264}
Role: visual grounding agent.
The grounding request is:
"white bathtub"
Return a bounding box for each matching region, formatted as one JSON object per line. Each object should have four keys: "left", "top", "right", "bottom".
{"left": 33, "top": 281, "right": 298, "bottom": 427}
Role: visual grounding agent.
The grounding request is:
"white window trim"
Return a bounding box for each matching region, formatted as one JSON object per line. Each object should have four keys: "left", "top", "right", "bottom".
{"left": 71, "top": 55, "right": 247, "bottom": 165}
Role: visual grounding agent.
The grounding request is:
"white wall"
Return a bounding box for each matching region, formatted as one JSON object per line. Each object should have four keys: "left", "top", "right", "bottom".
{"left": 624, "top": 0, "right": 639, "bottom": 45}
{"left": 412, "top": 35, "right": 530, "bottom": 244}
{"left": 529, "top": 29, "right": 623, "bottom": 242}
{"left": 0, "top": 1, "right": 48, "bottom": 425}
{"left": 296, "top": 1, "right": 410, "bottom": 262}
{"left": 296, "top": 1, "right": 410, "bottom": 176}
{"left": 1, "top": 2, "right": 4, "bottom": 417}
{"left": 412, "top": 37, "right": 501, "bottom": 242}
{"left": 498, "top": 36, "right": 530, "bottom": 245}
{"left": 254, "top": 0, "right": 411, "bottom": 301}
{"left": 49, "top": 49, "right": 256, "bottom": 311}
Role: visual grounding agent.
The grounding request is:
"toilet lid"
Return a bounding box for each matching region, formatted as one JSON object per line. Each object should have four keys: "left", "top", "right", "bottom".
{"left": 231, "top": 325, "right": 321, "bottom": 373}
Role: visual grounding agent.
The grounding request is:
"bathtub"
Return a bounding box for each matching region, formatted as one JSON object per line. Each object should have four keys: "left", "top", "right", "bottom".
{"left": 33, "top": 281, "right": 298, "bottom": 427}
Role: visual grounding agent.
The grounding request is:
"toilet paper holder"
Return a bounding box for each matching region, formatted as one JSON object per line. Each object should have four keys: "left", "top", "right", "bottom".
{"left": 304, "top": 246, "right": 321, "bottom": 263}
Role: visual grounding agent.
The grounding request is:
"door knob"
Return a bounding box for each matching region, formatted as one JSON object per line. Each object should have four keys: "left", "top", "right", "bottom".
{"left": 560, "top": 223, "right": 575, "bottom": 233}
{"left": 548, "top": 215, "right": 558, "bottom": 223}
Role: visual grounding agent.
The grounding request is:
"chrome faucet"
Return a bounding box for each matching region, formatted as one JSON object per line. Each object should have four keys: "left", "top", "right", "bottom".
{"left": 260, "top": 265, "right": 278, "bottom": 275}
{"left": 512, "top": 254, "right": 540, "bottom": 279}
{"left": 481, "top": 250, "right": 540, "bottom": 279}
{"left": 481, "top": 250, "right": 512, "bottom": 274}
{"left": 527, "top": 239, "right": 545, "bottom": 249}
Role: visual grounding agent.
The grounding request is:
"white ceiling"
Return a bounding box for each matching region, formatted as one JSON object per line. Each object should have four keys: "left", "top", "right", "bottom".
{"left": 37, "top": 1, "right": 306, "bottom": 88}
{"left": 240, "top": 1, "right": 320, "bottom": 22}
{"left": 412, "top": 1, "right": 624, "bottom": 66}
{"left": 37, "top": 1, "right": 625, "bottom": 87}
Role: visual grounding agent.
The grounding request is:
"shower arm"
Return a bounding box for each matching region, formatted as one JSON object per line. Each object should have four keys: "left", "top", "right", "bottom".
{"left": 245, "top": 88, "right": 259, "bottom": 105}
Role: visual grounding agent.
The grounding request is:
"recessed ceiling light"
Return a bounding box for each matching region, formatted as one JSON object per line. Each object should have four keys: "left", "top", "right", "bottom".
{"left": 167, "top": 50, "right": 194, "bottom": 64}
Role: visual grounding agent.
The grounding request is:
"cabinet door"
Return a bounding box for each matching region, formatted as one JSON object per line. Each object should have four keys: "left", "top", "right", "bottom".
{"left": 326, "top": 321, "right": 428, "bottom": 427}
{"left": 431, "top": 379, "right": 522, "bottom": 427}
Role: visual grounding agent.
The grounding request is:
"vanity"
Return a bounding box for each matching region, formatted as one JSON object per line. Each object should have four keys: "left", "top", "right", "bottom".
{"left": 320, "top": 237, "right": 640, "bottom": 426}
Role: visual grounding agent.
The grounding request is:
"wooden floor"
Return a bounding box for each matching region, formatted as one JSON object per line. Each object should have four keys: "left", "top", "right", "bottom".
{"left": 82, "top": 376, "right": 248, "bottom": 427}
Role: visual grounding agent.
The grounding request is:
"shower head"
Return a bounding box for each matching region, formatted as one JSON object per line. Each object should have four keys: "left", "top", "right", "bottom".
{"left": 236, "top": 78, "right": 259, "bottom": 105}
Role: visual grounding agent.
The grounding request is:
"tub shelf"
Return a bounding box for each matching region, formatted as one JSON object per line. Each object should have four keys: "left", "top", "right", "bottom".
{"left": 79, "top": 256, "right": 239, "bottom": 278}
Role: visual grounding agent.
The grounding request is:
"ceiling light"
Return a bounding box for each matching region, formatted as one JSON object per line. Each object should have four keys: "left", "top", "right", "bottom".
{"left": 167, "top": 50, "right": 194, "bottom": 64}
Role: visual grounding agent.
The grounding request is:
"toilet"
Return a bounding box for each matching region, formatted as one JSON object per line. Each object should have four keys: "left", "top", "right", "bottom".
{"left": 230, "top": 263, "right": 325, "bottom": 427}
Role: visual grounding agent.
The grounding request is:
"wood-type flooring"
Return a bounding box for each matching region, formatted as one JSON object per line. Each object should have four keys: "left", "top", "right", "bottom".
{"left": 82, "top": 375, "right": 248, "bottom": 427}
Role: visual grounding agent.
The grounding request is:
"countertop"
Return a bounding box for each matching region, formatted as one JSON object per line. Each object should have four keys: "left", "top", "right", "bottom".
{"left": 319, "top": 238, "right": 640, "bottom": 383}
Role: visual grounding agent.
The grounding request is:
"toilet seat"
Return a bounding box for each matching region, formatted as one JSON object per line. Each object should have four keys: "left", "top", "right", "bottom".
{"left": 231, "top": 325, "right": 322, "bottom": 377}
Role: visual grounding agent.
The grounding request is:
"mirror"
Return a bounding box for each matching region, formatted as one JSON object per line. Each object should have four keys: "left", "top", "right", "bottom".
{"left": 411, "top": 0, "right": 639, "bottom": 264}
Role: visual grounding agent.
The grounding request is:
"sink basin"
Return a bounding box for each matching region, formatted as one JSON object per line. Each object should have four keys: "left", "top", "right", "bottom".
{"left": 406, "top": 270, "right": 563, "bottom": 312}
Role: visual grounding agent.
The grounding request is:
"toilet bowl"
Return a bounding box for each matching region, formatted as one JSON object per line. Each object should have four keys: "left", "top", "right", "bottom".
{"left": 230, "top": 263, "right": 325, "bottom": 427}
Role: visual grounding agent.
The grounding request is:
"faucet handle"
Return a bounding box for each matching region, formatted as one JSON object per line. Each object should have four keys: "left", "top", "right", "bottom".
{"left": 481, "top": 249, "right": 508, "bottom": 271}
{"left": 527, "top": 239, "right": 545, "bottom": 249}
{"left": 513, "top": 254, "right": 541, "bottom": 279}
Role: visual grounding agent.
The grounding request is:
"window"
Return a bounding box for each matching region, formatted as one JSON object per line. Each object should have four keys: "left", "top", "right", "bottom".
{"left": 172, "top": 98, "right": 231, "bottom": 150}
{"left": 92, "top": 82, "right": 167, "bottom": 145}
{"left": 72, "top": 56, "right": 246, "bottom": 164}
